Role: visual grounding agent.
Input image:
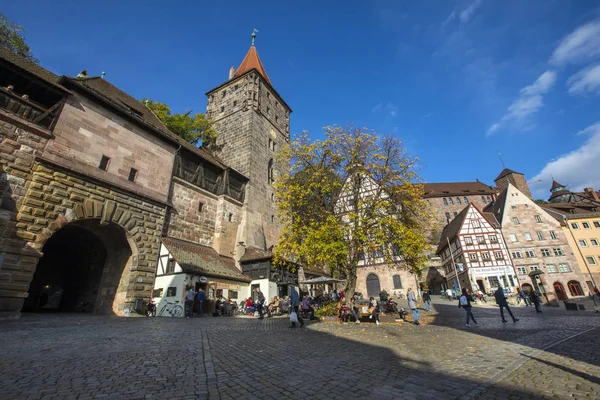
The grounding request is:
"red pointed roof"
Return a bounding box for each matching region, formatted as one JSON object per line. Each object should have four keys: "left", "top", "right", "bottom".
{"left": 550, "top": 180, "right": 565, "bottom": 191}
{"left": 233, "top": 45, "right": 271, "bottom": 84}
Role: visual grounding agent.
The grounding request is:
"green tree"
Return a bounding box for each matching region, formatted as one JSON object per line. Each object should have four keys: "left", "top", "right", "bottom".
{"left": 274, "top": 126, "right": 432, "bottom": 296}
{"left": 144, "top": 99, "right": 217, "bottom": 146}
{"left": 0, "top": 12, "right": 38, "bottom": 63}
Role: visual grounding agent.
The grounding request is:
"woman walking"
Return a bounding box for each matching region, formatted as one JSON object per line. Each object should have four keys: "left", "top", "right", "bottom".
{"left": 459, "top": 288, "right": 478, "bottom": 327}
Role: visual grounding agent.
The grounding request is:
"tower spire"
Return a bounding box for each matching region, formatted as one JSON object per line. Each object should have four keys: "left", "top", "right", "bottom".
{"left": 251, "top": 28, "right": 258, "bottom": 46}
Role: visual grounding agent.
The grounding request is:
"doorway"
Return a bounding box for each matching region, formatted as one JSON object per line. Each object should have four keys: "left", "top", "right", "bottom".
{"left": 553, "top": 282, "right": 567, "bottom": 301}
{"left": 366, "top": 273, "right": 381, "bottom": 298}
{"left": 477, "top": 279, "right": 485, "bottom": 293}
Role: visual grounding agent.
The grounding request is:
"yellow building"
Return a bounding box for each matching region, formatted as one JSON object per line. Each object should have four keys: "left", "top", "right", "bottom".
{"left": 543, "top": 203, "right": 600, "bottom": 293}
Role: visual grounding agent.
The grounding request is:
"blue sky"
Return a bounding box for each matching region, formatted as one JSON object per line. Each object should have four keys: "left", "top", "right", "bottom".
{"left": 4, "top": 1, "right": 600, "bottom": 199}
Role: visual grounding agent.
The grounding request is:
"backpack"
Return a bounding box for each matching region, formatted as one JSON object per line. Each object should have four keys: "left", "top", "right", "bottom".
{"left": 460, "top": 295, "right": 469, "bottom": 306}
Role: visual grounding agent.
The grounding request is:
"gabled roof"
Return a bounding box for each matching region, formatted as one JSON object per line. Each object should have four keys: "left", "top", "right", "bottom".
{"left": 161, "top": 237, "right": 250, "bottom": 282}
{"left": 541, "top": 203, "right": 600, "bottom": 219}
{"left": 484, "top": 188, "right": 508, "bottom": 223}
{"left": 240, "top": 247, "right": 273, "bottom": 263}
{"left": 495, "top": 168, "right": 523, "bottom": 181}
{"left": 482, "top": 212, "right": 501, "bottom": 228}
{"left": 233, "top": 45, "right": 271, "bottom": 84}
{"left": 423, "top": 181, "right": 496, "bottom": 198}
{"left": 436, "top": 205, "right": 470, "bottom": 253}
{"left": 0, "top": 45, "right": 69, "bottom": 94}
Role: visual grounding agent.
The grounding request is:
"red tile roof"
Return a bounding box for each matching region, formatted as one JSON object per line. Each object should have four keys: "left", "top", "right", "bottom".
{"left": 494, "top": 168, "right": 523, "bottom": 181}
{"left": 161, "top": 237, "right": 250, "bottom": 282}
{"left": 423, "top": 181, "right": 496, "bottom": 198}
{"left": 233, "top": 46, "right": 271, "bottom": 84}
{"left": 240, "top": 247, "right": 273, "bottom": 263}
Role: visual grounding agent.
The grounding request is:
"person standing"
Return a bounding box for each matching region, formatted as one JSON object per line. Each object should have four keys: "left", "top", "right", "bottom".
{"left": 184, "top": 286, "right": 195, "bottom": 318}
{"left": 350, "top": 297, "right": 361, "bottom": 324}
{"left": 290, "top": 287, "right": 304, "bottom": 328}
{"left": 196, "top": 287, "right": 205, "bottom": 317}
{"left": 407, "top": 288, "right": 420, "bottom": 325}
{"left": 529, "top": 290, "right": 542, "bottom": 313}
{"left": 494, "top": 286, "right": 519, "bottom": 323}
{"left": 422, "top": 291, "right": 431, "bottom": 312}
{"left": 459, "top": 288, "right": 478, "bottom": 327}
{"left": 255, "top": 288, "right": 266, "bottom": 319}
{"left": 446, "top": 288, "right": 453, "bottom": 301}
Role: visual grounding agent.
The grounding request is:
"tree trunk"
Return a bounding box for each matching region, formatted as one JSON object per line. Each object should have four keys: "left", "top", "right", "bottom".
{"left": 344, "top": 261, "right": 358, "bottom": 298}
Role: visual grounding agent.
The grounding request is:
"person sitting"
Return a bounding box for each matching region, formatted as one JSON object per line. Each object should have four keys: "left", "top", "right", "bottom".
{"left": 350, "top": 297, "right": 361, "bottom": 323}
{"left": 245, "top": 298, "right": 255, "bottom": 316}
{"left": 267, "top": 296, "right": 280, "bottom": 317}
{"left": 338, "top": 300, "right": 350, "bottom": 324}
{"left": 301, "top": 295, "right": 315, "bottom": 320}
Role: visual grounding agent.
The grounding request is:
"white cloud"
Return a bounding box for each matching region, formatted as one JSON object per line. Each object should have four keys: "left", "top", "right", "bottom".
{"left": 372, "top": 103, "right": 383, "bottom": 113}
{"left": 386, "top": 103, "right": 399, "bottom": 117}
{"left": 550, "top": 19, "right": 600, "bottom": 65}
{"left": 567, "top": 62, "right": 600, "bottom": 95}
{"left": 529, "top": 122, "right": 600, "bottom": 198}
{"left": 486, "top": 70, "right": 556, "bottom": 135}
{"left": 459, "top": 0, "right": 483, "bottom": 25}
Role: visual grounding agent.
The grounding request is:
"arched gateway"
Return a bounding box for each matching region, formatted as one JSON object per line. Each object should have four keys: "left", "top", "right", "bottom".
{"left": 20, "top": 198, "right": 147, "bottom": 315}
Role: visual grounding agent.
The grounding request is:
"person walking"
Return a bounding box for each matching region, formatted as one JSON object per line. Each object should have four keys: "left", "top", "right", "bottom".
{"left": 494, "top": 286, "right": 519, "bottom": 323}
{"left": 423, "top": 291, "right": 431, "bottom": 312}
{"left": 368, "top": 296, "right": 380, "bottom": 326}
{"left": 459, "top": 288, "right": 477, "bottom": 327}
{"left": 477, "top": 290, "right": 487, "bottom": 303}
{"left": 255, "top": 288, "right": 266, "bottom": 319}
{"left": 290, "top": 287, "right": 304, "bottom": 328}
{"left": 517, "top": 289, "right": 530, "bottom": 306}
{"left": 446, "top": 288, "right": 453, "bottom": 301}
{"left": 184, "top": 286, "right": 195, "bottom": 318}
{"left": 196, "top": 287, "right": 205, "bottom": 317}
{"left": 407, "top": 288, "right": 420, "bottom": 325}
{"left": 529, "top": 290, "right": 542, "bottom": 313}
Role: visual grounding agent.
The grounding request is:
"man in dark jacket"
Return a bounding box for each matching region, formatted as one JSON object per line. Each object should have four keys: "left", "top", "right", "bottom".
{"left": 458, "top": 288, "right": 477, "bottom": 327}
{"left": 494, "top": 286, "right": 519, "bottom": 323}
{"left": 256, "top": 288, "right": 266, "bottom": 319}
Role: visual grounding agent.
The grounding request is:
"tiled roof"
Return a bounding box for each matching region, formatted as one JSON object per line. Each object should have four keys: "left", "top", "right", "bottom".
{"left": 484, "top": 188, "right": 508, "bottom": 223}
{"left": 161, "top": 237, "right": 250, "bottom": 282}
{"left": 436, "top": 205, "right": 470, "bottom": 253}
{"left": 541, "top": 203, "right": 600, "bottom": 219}
{"left": 494, "top": 168, "right": 522, "bottom": 181}
{"left": 423, "top": 181, "right": 496, "bottom": 198}
{"left": 0, "top": 45, "right": 68, "bottom": 93}
{"left": 240, "top": 247, "right": 273, "bottom": 263}
{"left": 61, "top": 76, "right": 229, "bottom": 170}
{"left": 482, "top": 212, "right": 501, "bottom": 228}
{"left": 550, "top": 180, "right": 565, "bottom": 190}
{"left": 233, "top": 46, "right": 271, "bottom": 84}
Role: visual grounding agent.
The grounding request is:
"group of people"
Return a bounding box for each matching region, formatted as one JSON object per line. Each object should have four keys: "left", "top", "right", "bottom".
{"left": 458, "top": 286, "right": 520, "bottom": 327}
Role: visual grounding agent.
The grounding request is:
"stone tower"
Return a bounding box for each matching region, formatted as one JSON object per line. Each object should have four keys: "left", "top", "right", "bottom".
{"left": 494, "top": 168, "right": 533, "bottom": 200}
{"left": 205, "top": 42, "right": 291, "bottom": 254}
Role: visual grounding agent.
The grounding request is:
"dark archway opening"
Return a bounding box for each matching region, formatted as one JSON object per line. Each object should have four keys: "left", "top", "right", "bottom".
{"left": 366, "top": 273, "right": 381, "bottom": 299}
{"left": 23, "top": 220, "right": 132, "bottom": 314}
{"left": 553, "top": 282, "right": 568, "bottom": 301}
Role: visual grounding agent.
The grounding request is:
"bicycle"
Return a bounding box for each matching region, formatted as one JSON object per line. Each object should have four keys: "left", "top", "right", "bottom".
{"left": 155, "top": 300, "right": 183, "bottom": 317}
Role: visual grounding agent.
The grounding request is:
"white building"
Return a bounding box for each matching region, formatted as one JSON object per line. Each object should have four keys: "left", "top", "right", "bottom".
{"left": 437, "top": 203, "right": 518, "bottom": 294}
{"left": 153, "top": 237, "right": 251, "bottom": 317}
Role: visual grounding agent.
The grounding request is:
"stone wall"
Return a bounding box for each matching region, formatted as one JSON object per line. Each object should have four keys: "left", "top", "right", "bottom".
{"left": 427, "top": 194, "right": 495, "bottom": 231}
{"left": 46, "top": 93, "right": 175, "bottom": 202}
{"left": 356, "top": 264, "right": 417, "bottom": 299}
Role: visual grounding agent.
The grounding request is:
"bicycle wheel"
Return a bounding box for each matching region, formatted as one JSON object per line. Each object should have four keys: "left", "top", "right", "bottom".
{"left": 171, "top": 305, "right": 183, "bottom": 317}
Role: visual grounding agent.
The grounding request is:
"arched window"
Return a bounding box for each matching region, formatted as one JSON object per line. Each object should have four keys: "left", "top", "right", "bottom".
{"left": 481, "top": 196, "right": 487, "bottom": 204}
{"left": 366, "top": 274, "right": 381, "bottom": 298}
{"left": 392, "top": 275, "right": 402, "bottom": 289}
{"left": 267, "top": 159, "right": 274, "bottom": 184}
{"left": 464, "top": 197, "right": 469, "bottom": 204}
{"left": 443, "top": 198, "right": 448, "bottom": 206}
{"left": 553, "top": 282, "right": 567, "bottom": 301}
{"left": 567, "top": 280, "right": 584, "bottom": 296}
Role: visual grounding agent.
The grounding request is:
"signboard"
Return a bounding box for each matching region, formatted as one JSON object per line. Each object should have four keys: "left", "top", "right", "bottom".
{"left": 472, "top": 266, "right": 513, "bottom": 274}
{"left": 199, "top": 276, "right": 208, "bottom": 284}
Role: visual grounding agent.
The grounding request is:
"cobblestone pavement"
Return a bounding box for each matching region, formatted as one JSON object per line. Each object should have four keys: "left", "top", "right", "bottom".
{"left": 0, "top": 299, "right": 598, "bottom": 400}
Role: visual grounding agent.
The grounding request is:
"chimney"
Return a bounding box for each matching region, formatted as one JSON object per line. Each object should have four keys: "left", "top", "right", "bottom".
{"left": 584, "top": 187, "right": 600, "bottom": 202}
{"left": 229, "top": 66, "right": 236, "bottom": 80}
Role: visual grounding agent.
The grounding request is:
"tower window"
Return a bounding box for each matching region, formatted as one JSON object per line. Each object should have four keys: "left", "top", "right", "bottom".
{"left": 275, "top": 116, "right": 279, "bottom": 123}
{"left": 128, "top": 168, "right": 138, "bottom": 182}
{"left": 220, "top": 106, "right": 225, "bottom": 113}
{"left": 268, "top": 159, "right": 274, "bottom": 184}
{"left": 99, "top": 155, "right": 110, "bottom": 171}
{"left": 228, "top": 213, "right": 233, "bottom": 222}
{"left": 233, "top": 100, "right": 237, "bottom": 107}
{"left": 222, "top": 91, "right": 226, "bottom": 98}
{"left": 198, "top": 202, "right": 204, "bottom": 212}
{"left": 271, "top": 193, "right": 275, "bottom": 202}
{"left": 267, "top": 107, "right": 271, "bottom": 114}
{"left": 271, "top": 215, "right": 275, "bottom": 223}
{"left": 235, "top": 85, "right": 239, "bottom": 90}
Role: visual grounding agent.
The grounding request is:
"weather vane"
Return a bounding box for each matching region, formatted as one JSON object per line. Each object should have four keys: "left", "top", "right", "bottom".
{"left": 252, "top": 28, "right": 259, "bottom": 46}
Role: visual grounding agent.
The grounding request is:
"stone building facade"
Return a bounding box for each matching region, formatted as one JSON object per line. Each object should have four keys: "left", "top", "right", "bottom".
{"left": 485, "top": 183, "right": 589, "bottom": 304}
{"left": 494, "top": 168, "right": 533, "bottom": 200}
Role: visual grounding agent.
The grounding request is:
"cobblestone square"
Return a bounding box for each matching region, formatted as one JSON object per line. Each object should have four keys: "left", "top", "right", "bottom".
{"left": 0, "top": 299, "right": 598, "bottom": 399}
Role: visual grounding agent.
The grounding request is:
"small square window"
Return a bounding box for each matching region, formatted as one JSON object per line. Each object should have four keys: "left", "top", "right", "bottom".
{"left": 546, "top": 264, "right": 557, "bottom": 273}
{"left": 535, "top": 215, "right": 542, "bottom": 223}
{"left": 517, "top": 267, "right": 527, "bottom": 275}
{"left": 525, "top": 232, "right": 532, "bottom": 241}
{"left": 525, "top": 250, "right": 535, "bottom": 258}
{"left": 509, "top": 234, "right": 517, "bottom": 242}
{"left": 476, "top": 236, "right": 485, "bottom": 244}
{"left": 550, "top": 231, "right": 557, "bottom": 239}
{"left": 489, "top": 235, "right": 498, "bottom": 243}
{"left": 536, "top": 231, "right": 545, "bottom": 240}
{"left": 541, "top": 248, "right": 551, "bottom": 257}
{"left": 553, "top": 248, "right": 563, "bottom": 256}
{"left": 586, "top": 256, "right": 597, "bottom": 265}
{"left": 594, "top": 221, "right": 600, "bottom": 228}
{"left": 513, "top": 217, "right": 520, "bottom": 224}
{"left": 453, "top": 211, "right": 458, "bottom": 217}
{"left": 472, "top": 220, "right": 480, "bottom": 228}
{"left": 469, "top": 253, "right": 477, "bottom": 261}
{"left": 511, "top": 251, "right": 522, "bottom": 259}
{"left": 571, "top": 222, "right": 579, "bottom": 229}
{"left": 465, "top": 237, "right": 473, "bottom": 245}
{"left": 579, "top": 239, "right": 588, "bottom": 247}
{"left": 591, "top": 239, "right": 599, "bottom": 246}
{"left": 99, "top": 155, "right": 110, "bottom": 171}
{"left": 583, "top": 222, "right": 591, "bottom": 229}
{"left": 482, "top": 253, "right": 490, "bottom": 260}
{"left": 128, "top": 168, "right": 138, "bottom": 182}
{"left": 494, "top": 251, "right": 503, "bottom": 259}
{"left": 558, "top": 263, "right": 570, "bottom": 272}
{"left": 166, "top": 287, "right": 177, "bottom": 297}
